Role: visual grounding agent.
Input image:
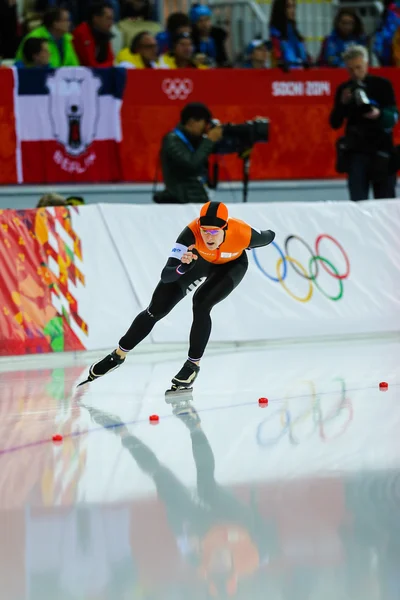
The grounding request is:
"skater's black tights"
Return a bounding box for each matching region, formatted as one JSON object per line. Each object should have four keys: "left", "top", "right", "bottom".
{"left": 119, "top": 282, "right": 184, "bottom": 351}
{"left": 119, "top": 254, "right": 248, "bottom": 358}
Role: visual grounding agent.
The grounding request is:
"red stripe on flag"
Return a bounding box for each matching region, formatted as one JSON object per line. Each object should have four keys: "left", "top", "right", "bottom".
{"left": 20, "top": 140, "right": 123, "bottom": 183}
{"left": 0, "top": 69, "right": 18, "bottom": 184}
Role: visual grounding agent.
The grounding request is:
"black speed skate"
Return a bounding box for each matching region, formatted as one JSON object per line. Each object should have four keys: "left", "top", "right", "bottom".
{"left": 78, "top": 350, "right": 125, "bottom": 386}
{"left": 165, "top": 360, "right": 200, "bottom": 395}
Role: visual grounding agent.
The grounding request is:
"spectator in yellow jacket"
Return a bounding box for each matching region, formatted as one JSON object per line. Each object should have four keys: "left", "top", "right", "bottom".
{"left": 159, "top": 32, "right": 209, "bottom": 69}
{"left": 116, "top": 31, "right": 159, "bottom": 68}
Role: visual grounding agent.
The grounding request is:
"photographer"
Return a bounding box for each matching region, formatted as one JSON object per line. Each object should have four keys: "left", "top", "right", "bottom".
{"left": 330, "top": 45, "right": 398, "bottom": 201}
{"left": 157, "top": 102, "right": 223, "bottom": 204}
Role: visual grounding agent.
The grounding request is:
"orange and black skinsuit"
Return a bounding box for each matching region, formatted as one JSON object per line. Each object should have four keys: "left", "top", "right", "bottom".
{"left": 119, "top": 202, "right": 275, "bottom": 360}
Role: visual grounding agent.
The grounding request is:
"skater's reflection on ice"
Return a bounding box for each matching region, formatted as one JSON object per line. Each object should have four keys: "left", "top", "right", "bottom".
{"left": 82, "top": 394, "right": 279, "bottom": 598}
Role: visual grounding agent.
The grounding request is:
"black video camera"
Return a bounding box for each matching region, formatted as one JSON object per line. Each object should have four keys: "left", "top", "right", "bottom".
{"left": 210, "top": 118, "right": 269, "bottom": 158}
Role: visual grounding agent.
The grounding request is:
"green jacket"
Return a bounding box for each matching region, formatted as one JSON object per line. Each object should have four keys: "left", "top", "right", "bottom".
{"left": 16, "top": 26, "right": 79, "bottom": 68}
{"left": 161, "top": 126, "right": 215, "bottom": 204}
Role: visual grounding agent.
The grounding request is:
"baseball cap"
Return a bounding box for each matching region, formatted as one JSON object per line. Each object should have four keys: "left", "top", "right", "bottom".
{"left": 246, "top": 39, "right": 272, "bottom": 56}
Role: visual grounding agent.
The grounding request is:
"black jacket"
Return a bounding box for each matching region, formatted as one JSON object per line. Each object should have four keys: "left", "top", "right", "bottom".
{"left": 161, "top": 126, "right": 215, "bottom": 204}
{"left": 329, "top": 74, "right": 398, "bottom": 153}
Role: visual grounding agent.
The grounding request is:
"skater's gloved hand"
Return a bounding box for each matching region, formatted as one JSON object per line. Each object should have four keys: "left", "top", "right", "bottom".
{"left": 181, "top": 245, "right": 198, "bottom": 264}
{"left": 177, "top": 245, "right": 198, "bottom": 275}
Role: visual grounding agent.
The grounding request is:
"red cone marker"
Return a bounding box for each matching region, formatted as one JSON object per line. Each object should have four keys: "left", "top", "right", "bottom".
{"left": 52, "top": 434, "right": 63, "bottom": 442}
{"left": 149, "top": 414, "right": 159, "bottom": 424}
{"left": 379, "top": 382, "right": 388, "bottom": 391}
{"left": 258, "top": 397, "right": 269, "bottom": 407}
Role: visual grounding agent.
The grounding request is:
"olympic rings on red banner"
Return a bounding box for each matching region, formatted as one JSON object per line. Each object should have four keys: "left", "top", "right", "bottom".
{"left": 252, "top": 234, "right": 351, "bottom": 302}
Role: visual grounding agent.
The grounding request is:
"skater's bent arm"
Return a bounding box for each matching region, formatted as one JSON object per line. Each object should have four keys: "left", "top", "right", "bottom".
{"left": 160, "top": 227, "right": 197, "bottom": 283}
{"left": 162, "top": 134, "right": 215, "bottom": 173}
{"left": 248, "top": 228, "right": 276, "bottom": 249}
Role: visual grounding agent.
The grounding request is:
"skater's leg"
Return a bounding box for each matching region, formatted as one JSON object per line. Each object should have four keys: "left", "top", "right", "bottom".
{"left": 170, "top": 254, "right": 248, "bottom": 389}
{"left": 189, "top": 252, "right": 248, "bottom": 360}
{"left": 119, "top": 281, "right": 184, "bottom": 352}
{"left": 86, "top": 282, "right": 184, "bottom": 382}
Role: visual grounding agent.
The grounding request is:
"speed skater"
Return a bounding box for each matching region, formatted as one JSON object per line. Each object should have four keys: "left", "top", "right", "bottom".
{"left": 79, "top": 201, "right": 275, "bottom": 392}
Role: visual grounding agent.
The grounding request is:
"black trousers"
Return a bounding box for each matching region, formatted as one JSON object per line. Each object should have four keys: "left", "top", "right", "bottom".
{"left": 347, "top": 153, "right": 397, "bottom": 202}
{"left": 119, "top": 253, "right": 248, "bottom": 359}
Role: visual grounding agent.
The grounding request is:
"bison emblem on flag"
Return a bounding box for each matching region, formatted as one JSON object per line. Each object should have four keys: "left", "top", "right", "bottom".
{"left": 46, "top": 68, "right": 101, "bottom": 157}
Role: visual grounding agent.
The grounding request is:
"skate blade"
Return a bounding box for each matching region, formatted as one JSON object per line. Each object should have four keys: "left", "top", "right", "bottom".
{"left": 165, "top": 386, "right": 193, "bottom": 402}
{"left": 77, "top": 376, "right": 94, "bottom": 387}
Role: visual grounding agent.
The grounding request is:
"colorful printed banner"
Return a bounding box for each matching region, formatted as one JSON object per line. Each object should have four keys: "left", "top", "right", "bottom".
{"left": 0, "top": 201, "right": 399, "bottom": 356}
{"left": 0, "top": 205, "right": 142, "bottom": 355}
{"left": 1, "top": 67, "right": 400, "bottom": 184}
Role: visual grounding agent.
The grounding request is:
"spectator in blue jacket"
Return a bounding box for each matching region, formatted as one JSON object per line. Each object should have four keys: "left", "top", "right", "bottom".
{"left": 269, "top": 0, "right": 311, "bottom": 69}
{"left": 156, "top": 11, "right": 191, "bottom": 55}
{"left": 190, "top": 3, "right": 229, "bottom": 67}
{"left": 373, "top": 1, "right": 400, "bottom": 65}
{"left": 189, "top": 4, "right": 216, "bottom": 65}
{"left": 319, "top": 9, "right": 367, "bottom": 67}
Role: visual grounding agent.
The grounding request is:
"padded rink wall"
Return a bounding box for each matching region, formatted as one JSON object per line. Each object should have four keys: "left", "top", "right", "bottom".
{"left": 0, "top": 200, "right": 399, "bottom": 356}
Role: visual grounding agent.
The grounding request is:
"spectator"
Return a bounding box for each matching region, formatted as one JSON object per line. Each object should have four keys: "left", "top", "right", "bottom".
{"left": 319, "top": 9, "right": 367, "bottom": 67}
{"left": 35, "top": 0, "right": 80, "bottom": 26}
{"left": 189, "top": 4, "right": 216, "bottom": 66}
{"left": 15, "top": 37, "right": 50, "bottom": 68}
{"left": 190, "top": 3, "right": 229, "bottom": 67}
{"left": 37, "top": 193, "right": 67, "bottom": 207}
{"left": 116, "top": 30, "right": 158, "bottom": 67}
{"left": 73, "top": 1, "right": 114, "bottom": 67}
{"left": 241, "top": 39, "right": 273, "bottom": 68}
{"left": 329, "top": 45, "right": 398, "bottom": 201}
{"left": 156, "top": 11, "right": 191, "bottom": 55}
{"left": 0, "top": 0, "right": 18, "bottom": 59}
{"left": 159, "top": 32, "right": 208, "bottom": 69}
{"left": 269, "top": 0, "right": 311, "bottom": 69}
{"left": 118, "top": 0, "right": 162, "bottom": 49}
{"left": 120, "top": 0, "right": 152, "bottom": 20}
{"left": 393, "top": 24, "right": 400, "bottom": 64}
{"left": 16, "top": 7, "right": 79, "bottom": 68}
{"left": 35, "top": 0, "right": 119, "bottom": 26}
{"left": 159, "top": 102, "right": 223, "bottom": 204}
{"left": 373, "top": 1, "right": 400, "bottom": 65}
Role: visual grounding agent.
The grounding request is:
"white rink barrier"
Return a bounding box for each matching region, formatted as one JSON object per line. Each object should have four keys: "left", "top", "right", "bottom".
{"left": 1, "top": 200, "right": 400, "bottom": 355}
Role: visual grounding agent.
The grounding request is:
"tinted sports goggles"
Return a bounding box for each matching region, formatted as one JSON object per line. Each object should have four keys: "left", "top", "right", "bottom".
{"left": 200, "top": 227, "right": 224, "bottom": 236}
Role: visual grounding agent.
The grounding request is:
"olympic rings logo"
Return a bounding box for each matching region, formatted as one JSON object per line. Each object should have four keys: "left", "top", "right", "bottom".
{"left": 252, "top": 234, "right": 350, "bottom": 302}
{"left": 256, "top": 379, "right": 353, "bottom": 447}
{"left": 162, "top": 78, "right": 194, "bottom": 100}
